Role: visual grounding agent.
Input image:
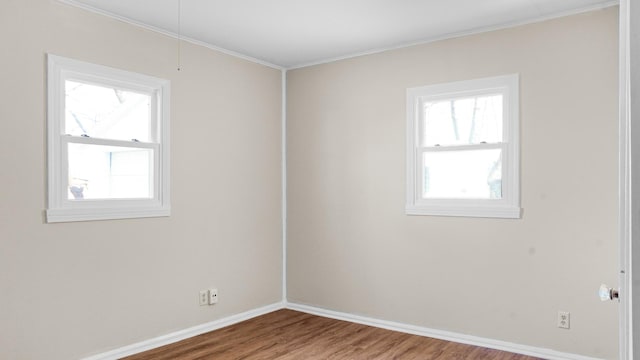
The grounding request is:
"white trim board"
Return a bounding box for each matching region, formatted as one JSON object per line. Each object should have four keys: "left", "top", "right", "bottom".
{"left": 81, "top": 302, "right": 284, "bottom": 360}
{"left": 281, "top": 69, "right": 288, "bottom": 302}
{"left": 286, "top": 302, "right": 605, "bottom": 360}
{"left": 619, "top": 0, "right": 636, "bottom": 358}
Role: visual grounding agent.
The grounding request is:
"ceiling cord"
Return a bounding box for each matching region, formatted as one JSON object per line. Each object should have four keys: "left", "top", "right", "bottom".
{"left": 177, "top": 0, "right": 182, "bottom": 71}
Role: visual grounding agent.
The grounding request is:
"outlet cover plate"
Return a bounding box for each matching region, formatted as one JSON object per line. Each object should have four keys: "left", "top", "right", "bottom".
{"left": 557, "top": 311, "right": 570, "bottom": 329}
{"left": 208, "top": 288, "right": 218, "bottom": 304}
{"left": 199, "top": 290, "right": 208, "bottom": 306}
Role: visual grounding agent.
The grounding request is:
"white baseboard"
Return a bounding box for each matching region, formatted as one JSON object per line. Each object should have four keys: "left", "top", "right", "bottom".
{"left": 82, "top": 302, "right": 285, "bottom": 360}
{"left": 81, "top": 300, "right": 604, "bottom": 360}
{"left": 286, "top": 302, "right": 604, "bottom": 360}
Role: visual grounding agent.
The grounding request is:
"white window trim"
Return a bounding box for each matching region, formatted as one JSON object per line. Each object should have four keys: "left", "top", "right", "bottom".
{"left": 46, "top": 54, "right": 171, "bottom": 223}
{"left": 405, "top": 74, "right": 521, "bottom": 219}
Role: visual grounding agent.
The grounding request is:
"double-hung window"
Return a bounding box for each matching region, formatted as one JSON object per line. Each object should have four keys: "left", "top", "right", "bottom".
{"left": 406, "top": 74, "right": 520, "bottom": 218}
{"left": 46, "top": 55, "right": 170, "bottom": 223}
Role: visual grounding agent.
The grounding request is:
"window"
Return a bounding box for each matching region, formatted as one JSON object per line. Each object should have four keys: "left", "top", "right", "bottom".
{"left": 406, "top": 74, "right": 520, "bottom": 218}
{"left": 46, "top": 55, "right": 170, "bottom": 222}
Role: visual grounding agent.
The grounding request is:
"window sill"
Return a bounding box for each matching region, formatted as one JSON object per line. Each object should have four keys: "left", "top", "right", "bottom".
{"left": 405, "top": 205, "right": 521, "bottom": 219}
{"left": 46, "top": 206, "right": 170, "bottom": 223}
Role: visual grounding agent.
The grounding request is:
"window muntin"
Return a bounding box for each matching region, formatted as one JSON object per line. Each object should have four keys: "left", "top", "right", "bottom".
{"left": 47, "top": 55, "right": 170, "bottom": 223}
{"left": 406, "top": 75, "right": 520, "bottom": 218}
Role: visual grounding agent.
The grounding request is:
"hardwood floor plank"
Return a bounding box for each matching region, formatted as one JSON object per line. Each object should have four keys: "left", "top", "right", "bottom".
{"left": 123, "top": 310, "right": 541, "bottom": 360}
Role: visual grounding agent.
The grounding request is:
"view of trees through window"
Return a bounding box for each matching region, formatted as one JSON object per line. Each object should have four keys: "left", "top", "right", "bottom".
{"left": 421, "top": 94, "right": 503, "bottom": 199}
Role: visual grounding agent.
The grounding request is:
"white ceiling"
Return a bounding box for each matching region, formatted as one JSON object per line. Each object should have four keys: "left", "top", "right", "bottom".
{"left": 63, "top": 0, "right": 617, "bottom": 69}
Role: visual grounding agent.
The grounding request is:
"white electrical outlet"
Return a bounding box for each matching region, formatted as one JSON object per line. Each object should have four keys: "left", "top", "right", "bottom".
{"left": 208, "top": 288, "right": 218, "bottom": 304}
{"left": 199, "top": 290, "right": 208, "bottom": 306}
{"left": 557, "top": 311, "right": 570, "bottom": 329}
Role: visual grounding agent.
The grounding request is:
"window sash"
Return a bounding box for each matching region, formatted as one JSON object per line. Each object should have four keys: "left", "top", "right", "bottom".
{"left": 417, "top": 92, "right": 505, "bottom": 147}
{"left": 62, "top": 78, "right": 160, "bottom": 143}
{"left": 415, "top": 143, "right": 508, "bottom": 203}
{"left": 59, "top": 136, "right": 160, "bottom": 207}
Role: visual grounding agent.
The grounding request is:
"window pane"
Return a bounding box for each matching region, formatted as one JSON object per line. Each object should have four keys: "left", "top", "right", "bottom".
{"left": 65, "top": 80, "right": 152, "bottom": 142}
{"left": 422, "top": 149, "right": 502, "bottom": 199}
{"left": 68, "top": 143, "right": 153, "bottom": 200}
{"left": 422, "top": 94, "right": 502, "bottom": 146}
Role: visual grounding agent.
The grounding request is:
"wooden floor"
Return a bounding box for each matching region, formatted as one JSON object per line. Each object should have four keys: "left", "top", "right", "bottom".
{"left": 123, "top": 309, "right": 541, "bottom": 360}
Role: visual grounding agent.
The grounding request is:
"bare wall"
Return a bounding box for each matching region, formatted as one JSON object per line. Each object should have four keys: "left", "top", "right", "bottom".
{"left": 0, "top": 1, "right": 282, "bottom": 359}
{"left": 287, "top": 7, "right": 619, "bottom": 359}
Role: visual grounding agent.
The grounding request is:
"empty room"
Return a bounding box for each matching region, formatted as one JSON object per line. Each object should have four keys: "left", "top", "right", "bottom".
{"left": 1, "top": 0, "right": 637, "bottom": 359}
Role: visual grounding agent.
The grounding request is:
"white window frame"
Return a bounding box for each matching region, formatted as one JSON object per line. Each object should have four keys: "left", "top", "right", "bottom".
{"left": 46, "top": 54, "right": 170, "bottom": 223}
{"left": 406, "top": 74, "right": 521, "bottom": 218}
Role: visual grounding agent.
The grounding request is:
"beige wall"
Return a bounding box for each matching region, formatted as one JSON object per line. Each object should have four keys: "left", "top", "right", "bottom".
{"left": 287, "top": 7, "right": 619, "bottom": 359}
{"left": 0, "top": 1, "right": 282, "bottom": 359}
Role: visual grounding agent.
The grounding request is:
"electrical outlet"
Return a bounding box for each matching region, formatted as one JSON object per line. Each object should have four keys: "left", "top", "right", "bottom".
{"left": 208, "top": 288, "right": 218, "bottom": 304}
{"left": 199, "top": 290, "right": 208, "bottom": 306}
{"left": 557, "top": 311, "right": 570, "bottom": 329}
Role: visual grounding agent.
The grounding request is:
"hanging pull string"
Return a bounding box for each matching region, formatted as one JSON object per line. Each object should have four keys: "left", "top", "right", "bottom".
{"left": 177, "top": 0, "right": 182, "bottom": 71}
